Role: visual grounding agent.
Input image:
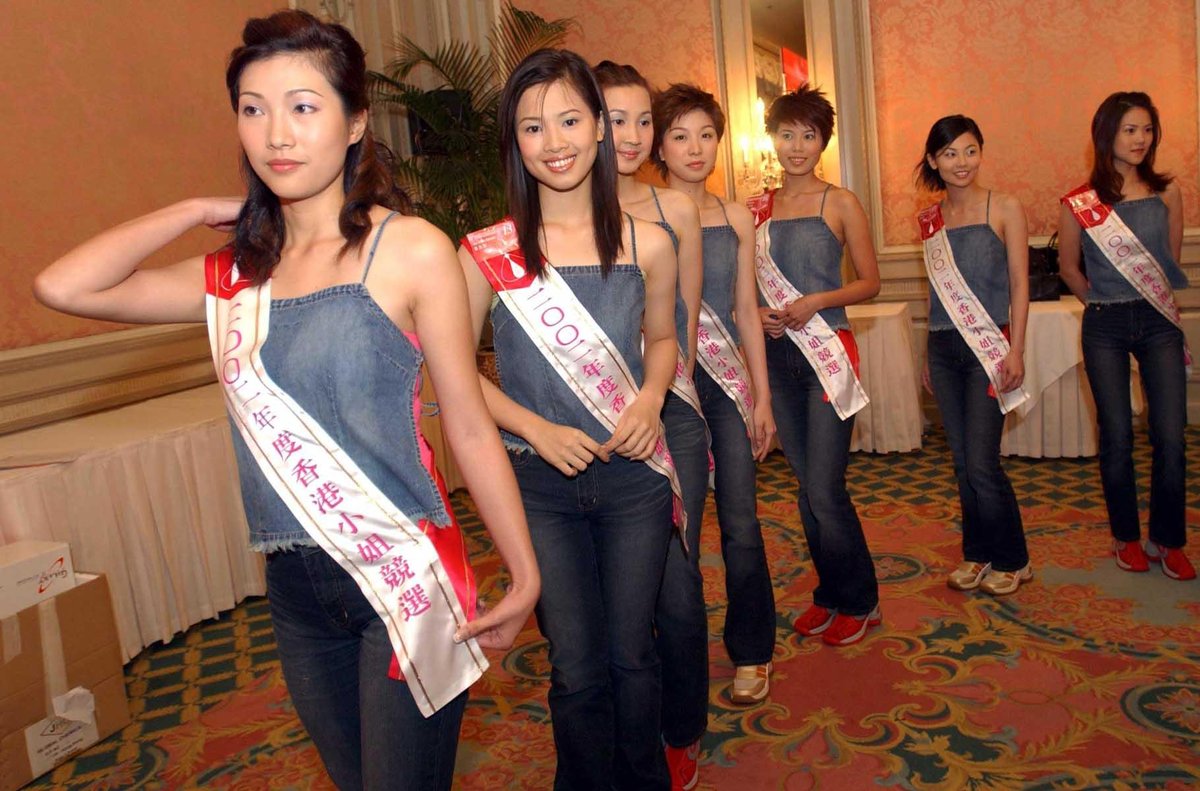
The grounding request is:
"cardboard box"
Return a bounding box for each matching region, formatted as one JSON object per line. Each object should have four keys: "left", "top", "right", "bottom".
{"left": 0, "top": 541, "right": 76, "bottom": 620}
{"left": 0, "top": 573, "right": 130, "bottom": 791}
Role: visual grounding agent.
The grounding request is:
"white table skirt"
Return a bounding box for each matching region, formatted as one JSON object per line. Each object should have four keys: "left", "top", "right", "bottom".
{"left": 846, "top": 302, "right": 923, "bottom": 453}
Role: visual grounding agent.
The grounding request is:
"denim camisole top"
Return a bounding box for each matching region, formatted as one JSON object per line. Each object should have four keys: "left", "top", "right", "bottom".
{"left": 764, "top": 186, "right": 849, "bottom": 330}
{"left": 702, "top": 201, "right": 741, "bottom": 344}
{"left": 1082, "top": 195, "right": 1188, "bottom": 304}
{"left": 928, "top": 194, "right": 1011, "bottom": 331}
{"left": 490, "top": 216, "right": 647, "bottom": 452}
{"left": 231, "top": 212, "right": 451, "bottom": 552}
{"left": 650, "top": 186, "right": 689, "bottom": 349}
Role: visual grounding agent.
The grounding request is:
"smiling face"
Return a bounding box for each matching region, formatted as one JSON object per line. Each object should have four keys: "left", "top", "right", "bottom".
{"left": 1111, "top": 106, "right": 1154, "bottom": 169}
{"left": 235, "top": 54, "right": 366, "bottom": 203}
{"left": 603, "top": 84, "right": 654, "bottom": 176}
{"left": 927, "top": 131, "right": 983, "bottom": 189}
{"left": 514, "top": 78, "right": 604, "bottom": 193}
{"left": 773, "top": 119, "right": 825, "bottom": 178}
{"left": 658, "top": 109, "right": 719, "bottom": 183}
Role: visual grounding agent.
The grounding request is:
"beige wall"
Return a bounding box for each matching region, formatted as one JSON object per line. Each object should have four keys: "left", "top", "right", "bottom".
{"left": 0, "top": 1, "right": 278, "bottom": 351}
{"left": 868, "top": 0, "right": 1200, "bottom": 247}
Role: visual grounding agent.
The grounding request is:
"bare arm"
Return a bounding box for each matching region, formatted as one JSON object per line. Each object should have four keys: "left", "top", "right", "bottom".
{"left": 1163, "top": 180, "right": 1184, "bottom": 264}
{"left": 389, "top": 227, "right": 538, "bottom": 650}
{"left": 33, "top": 198, "right": 243, "bottom": 323}
{"left": 1057, "top": 201, "right": 1089, "bottom": 302}
{"left": 998, "top": 194, "right": 1029, "bottom": 392}
{"left": 728, "top": 202, "right": 776, "bottom": 460}
{"left": 664, "top": 192, "right": 703, "bottom": 373}
{"left": 457, "top": 245, "right": 609, "bottom": 476}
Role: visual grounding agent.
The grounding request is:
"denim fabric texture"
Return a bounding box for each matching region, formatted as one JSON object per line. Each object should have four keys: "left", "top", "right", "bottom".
{"left": 701, "top": 222, "right": 743, "bottom": 344}
{"left": 765, "top": 335, "right": 879, "bottom": 615}
{"left": 927, "top": 330, "right": 1029, "bottom": 571}
{"left": 1081, "top": 300, "right": 1188, "bottom": 547}
{"left": 1081, "top": 196, "right": 1189, "bottom": 304}
{"left": 655, "top": 392, "right": 712, "bottom": 748}
{"left": 648, "top": 187, "right": 689, "bottom": 348}
{"left": 511, "top": 450, "right": 673, "bottom": 790}
{"left": 926, "top": 224, "right": 1011, "bottom": 331}
{"left": 765, "top": 217, "right": 850, "bottom": 330}
{"left": 266, "top": 546, "right": 468, "bottom": 791}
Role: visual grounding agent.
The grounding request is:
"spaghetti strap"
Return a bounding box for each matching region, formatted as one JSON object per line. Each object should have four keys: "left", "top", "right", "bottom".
{"left": 627, "top": 212, "right": 638, "bottom": 263}
{"left": 818, "top": 184, "right": 832, "bottom": 218}
{"left": 985, "top": 190, "right": 992, "bottom": 224}
{"left": 650, "top": 186, "right": 668, "bottom": 224}
{"left": 361, "top": 211, "right": 400, "bottom": 283}
{"left": 717, "top": 199, "right": 732, "bottom": 226}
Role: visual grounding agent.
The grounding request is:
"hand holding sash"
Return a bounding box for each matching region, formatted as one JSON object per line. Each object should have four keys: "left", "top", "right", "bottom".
{"left": 997, "top": 349, "right": 1025, "bottom": 393}
{"left": 453, "top": 579, "right": 540, "bottom": 650}
{"left": 602, "top": 394, "right": 663, "bottom": 461}
{"left": 527, "top": 418, "right": 611, "bottom": 476}
{"left": 780, "top": 294, "right": 822, "bottom": 331}
{"left": 759, "top": 307, "right": 786, "bottom": 339}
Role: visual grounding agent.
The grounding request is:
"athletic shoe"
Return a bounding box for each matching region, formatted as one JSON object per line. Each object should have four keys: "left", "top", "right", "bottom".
{"left": 792, "top": 604, "right": 836, "bottom": 636}
{"left": 821, "top": 606, "right": 882, "bottom": 647}
{"left": 1145, "top": 543, "right": 1197, "bottom": 581}
{"left": 1113, "top": 540, "right": 1150, "bottom": 572}
{"left": 729, "top": 662, "right": 771, "bottom": 704}
{"left": 665, "top": 739, "right": 700, "bottom": 790}
{"left": 947, "top": 561, "right": 992, "bottom": 591}
{"left": 978, "top": 563, "right": 1033, "bottom": 595}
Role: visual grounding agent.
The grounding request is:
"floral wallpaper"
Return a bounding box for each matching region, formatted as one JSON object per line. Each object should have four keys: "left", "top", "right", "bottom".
{"left": 869, "top": 0, "right": 1200, "bottom": 247}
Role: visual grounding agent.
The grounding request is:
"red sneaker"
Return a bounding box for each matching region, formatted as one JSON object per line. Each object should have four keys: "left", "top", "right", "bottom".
{"left": 665, "top": 740, "right": 700, "bottom": 791}
{"left": 1113, "top": 540, "right": 1150, "bottom": 572}
{"left": 821, "top": 606, "right": 882, "bottom": 647}
{"left": 793, "top": 604, "right": 836, "bottom": 636}
{"left": 1146, "top": 543, "right": 1197, "bottom": 581}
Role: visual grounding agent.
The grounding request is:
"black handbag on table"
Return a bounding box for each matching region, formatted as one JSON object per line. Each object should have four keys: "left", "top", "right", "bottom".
{"left": 1028, "top": 232, "right": 1062, "bottom": 302}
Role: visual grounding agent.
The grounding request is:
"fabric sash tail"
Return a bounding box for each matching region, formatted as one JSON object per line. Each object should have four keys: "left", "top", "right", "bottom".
{"left": 1063, "top": 185, "right": 1192, "bottom": 373}
{"left": 749, "top": 191, "right": 869, "bottom": 420}
{"left": 918, "top": 204, "right": 1029, "bottom": 414}
{"left": 669, "top": 350, "right": 704, "bottom": 417}
{"left": 695, "top": 301, "right": 755, "bottom": 431}
{"left": 204, "top": 250, "right": 486, "bottom": 718}
{"left": 465, "top": 220, "right": 688, "bottom": 539}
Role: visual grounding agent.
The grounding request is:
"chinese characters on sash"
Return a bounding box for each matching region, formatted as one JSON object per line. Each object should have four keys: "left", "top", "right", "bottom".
{"left": 695, "top": 301, "right": 755, "bottom": 431}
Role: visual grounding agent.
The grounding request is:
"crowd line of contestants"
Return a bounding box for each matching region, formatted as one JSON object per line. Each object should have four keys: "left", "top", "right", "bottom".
{"left": 32, "top": 10, "right": 1193, "bottom": 791}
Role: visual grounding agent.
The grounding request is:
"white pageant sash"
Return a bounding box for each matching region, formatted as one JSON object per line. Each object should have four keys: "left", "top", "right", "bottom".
{"left": 204, "top": 251, "right": 485, "bottom": 718}
{"left": 465, "top": 220, "right": 687, "bottom": 536}
{"left": 1064, "top": 185, "right": 1192, "bottom": 372}
{"left": 919, "top": 204, "right": 1029, "bottom": 414}
{"left": 670, "top": 350, "right": 703, "bottom": 416}
{"left": 748, "top": 191, "right": 869, "bottom": 420}
{"left": 696, "top": 301, "right": 755, "bottom": 430}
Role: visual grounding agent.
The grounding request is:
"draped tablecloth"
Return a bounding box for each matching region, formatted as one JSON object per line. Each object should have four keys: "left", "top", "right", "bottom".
{"left": 0, "top": 385, "right": 264, "bottom": 662}
{"left": 846, "top": 302, "right": 923, "bottom": 453}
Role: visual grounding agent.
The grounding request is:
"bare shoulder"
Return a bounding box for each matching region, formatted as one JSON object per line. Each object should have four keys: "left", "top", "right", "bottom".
{"left": 371, "top": 212, "right": 459, "bottom": 278}
{"left": 993, "top": 191, "right": 1025, "bottom": 215}
{"left": 721, "top": 199, "right": 755, "bottom": 235}
{"left": 658, "top": 187, "right": 701, "bottom": 226}
{"left": 1162, "top": 179, "right": 1183, "bottom": 206}
{"left": 827, "top": 185, "right": 865, "bottom": 213}
{"left": 630, "top": 215, "right": 674, "bottom": 262}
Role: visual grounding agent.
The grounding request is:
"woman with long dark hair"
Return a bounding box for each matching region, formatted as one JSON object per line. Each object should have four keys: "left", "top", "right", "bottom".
{"left": 1059, "top": 91, "right": 1194, "bottom": 580}
{"left": 915, "top": 114, "right": 1032, "bottom": 595}
{"left": 34, "top": 11, "right": 539, "bottom": 789}
{"left": 750, "top": 86, "right": 881, "bottom": 646}
{"left": 459, "top": 49, "right": 681, "bottom": 789}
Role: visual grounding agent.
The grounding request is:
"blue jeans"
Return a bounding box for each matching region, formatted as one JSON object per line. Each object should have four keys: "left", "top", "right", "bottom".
{"left": 655, "top": 392, "right": 712, "bottom": 747}
{"left": 765, "top": 335, "right": 879, "bottom": 615}
{"left": 694, "top": 367, "right": 777, "bottom": 665}
{"left": 927, "top": 330, "right": 1028, "bottom": 572}
{"left": 512, "top": 451, "right": 673, "bottom": 791}
{"left": 1082, "top": 301, "right": 1188, "bottom": 547}
{"left": 266, "top": 546, "right": 467, "bottom": 791}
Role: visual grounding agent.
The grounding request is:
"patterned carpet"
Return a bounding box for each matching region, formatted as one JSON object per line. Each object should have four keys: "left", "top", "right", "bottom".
{"left": 24, "top": 429, "right": 1200, "bottom": 790}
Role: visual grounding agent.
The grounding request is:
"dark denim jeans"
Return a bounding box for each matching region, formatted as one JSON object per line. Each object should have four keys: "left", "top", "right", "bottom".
{"left": 1082, "top": 300, "right": 1188, "bottom": 547}
{"left": 927, "top": 330, "right": 1028, "bottom": 571}
{"left": 266, "top": 546, "right": 467, "bottom": 791}
{"left": 512, "top": 450, "right": 673, "bottom": 791}
{"left": 765, "top": 335, "right": 879, "bottom": 615}
{"left": 655, "top": 392, "right": 712, "bottom": 747}
{"left": 694, "top": 367, "right": 776, "bottom": 665}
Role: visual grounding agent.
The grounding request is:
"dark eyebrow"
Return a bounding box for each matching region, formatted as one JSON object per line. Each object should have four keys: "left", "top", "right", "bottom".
{"left": 237, "top": 88, "right": 324, "bottom": 100}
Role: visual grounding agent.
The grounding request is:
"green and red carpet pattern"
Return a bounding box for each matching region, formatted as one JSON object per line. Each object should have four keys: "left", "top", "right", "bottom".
{"left": 24, "top": 429, "right": 1200, "bottom": 790}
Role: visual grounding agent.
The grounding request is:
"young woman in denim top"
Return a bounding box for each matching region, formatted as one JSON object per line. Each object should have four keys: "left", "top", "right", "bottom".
{"left": 655, "top": 84, "right": 779, "bottom": 712}
{"left": 458, "top": 50, "right": 680, "bottom": 790}
{"left": 1058, "top": 92, "right": 1194, "bottom": 581}
{"left": 756, "top": 87, "right": 882, "bottom": 647}
{"left": 916, "top": 115, "right": 1032, "bottom": 596}
{"left": 33, "top": 11, "right": 539, "bottom": 789}
{"left": 594, "top": 61, "right": 710, "bottom": 790}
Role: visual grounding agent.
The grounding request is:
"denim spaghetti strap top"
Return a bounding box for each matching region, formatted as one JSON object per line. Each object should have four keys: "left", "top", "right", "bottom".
{"left": 490, "top": 216, "right": 648, "bottom": 451}
{"left": 231, "top": 212, "right": 451, "bottom": 551}
{"left": 1082, "top": 195, "right": 1189, "bottom": 304}
{"left": 765, "top": 186, "right": 849, "bottom": 330}
{"left": 701, "top": 200, "right": 741, "bottom": 344}
{"left": 928, "top": 193, "right": 1011, "bottom": 330}
{"left": 650, "top": 186, "right": 690, "bottom": 349}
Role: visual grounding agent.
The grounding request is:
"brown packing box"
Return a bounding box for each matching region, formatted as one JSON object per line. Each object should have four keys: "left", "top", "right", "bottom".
{"left": 0, "top": 574, "right": 130, "bottom": 791}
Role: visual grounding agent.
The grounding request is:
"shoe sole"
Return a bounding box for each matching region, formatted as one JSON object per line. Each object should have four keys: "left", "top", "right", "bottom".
{"left": 1114, "top": 543, "right": 1149, "bottom": 573}
{"left": 980, "top": 568, "right": 1033, "bottom": 596}
{"left": 822, "top": 609, "right": 882, "bottom": 647}
{"left": 794, "top": 615, "right": 836, "bottom": 636}
{"left": 947, "top": 564, "right": 992, "bottom": 591}
{"left": 1155, "top": 558, "right": 1197, "bottom": 581}
{"left": 730, "top": 665, "right": 771, "bottom": 704}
